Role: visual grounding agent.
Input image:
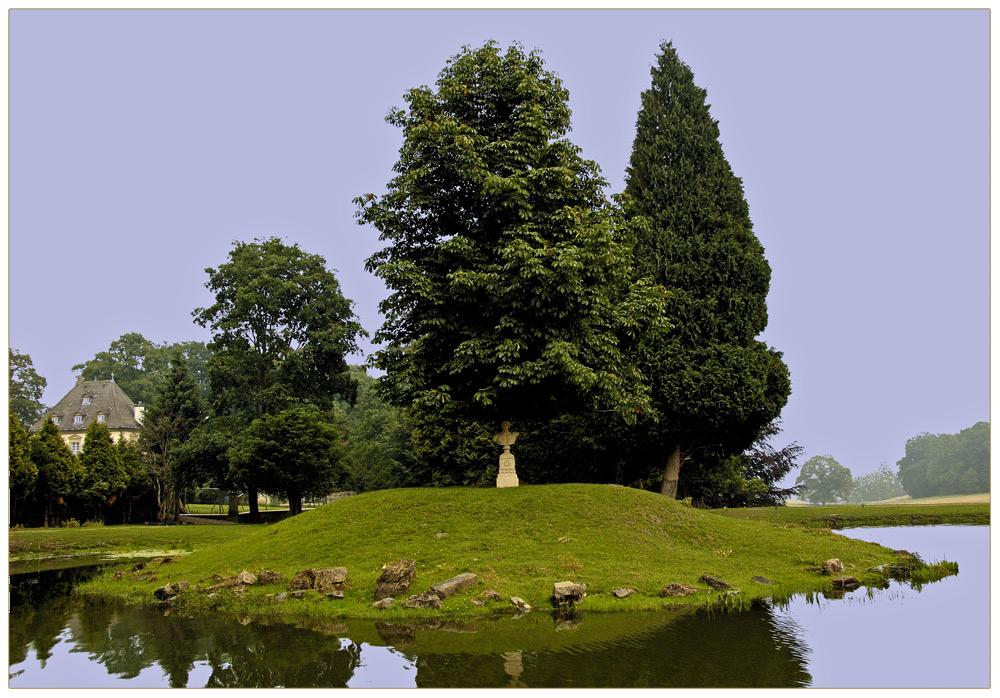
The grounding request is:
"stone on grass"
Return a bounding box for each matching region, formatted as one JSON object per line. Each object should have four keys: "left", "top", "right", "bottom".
{"left": 289, "top": 569, "right": 316, "bottom": 590}
{"left": 375, "top": 559, "right": 416, "bottom": 600}
{"left": 752, "top": 576, "right": 773, "bottom": 585}
{"left": 236, "top": 571, "right": 257, "bottom": 586}
{"left": 822, "top": 559, "right": 845, "bottom": 575}
{"left": 326, "top": 590, "right": 345, "bottom": 600}
{"left": 699, "top": 575, "right": 732, "bottom": 590}
{"left": 373, "top": 597, "right": 395, "bottom": 609}
{"left": 510, "top": 597, "right": 531, "bottom": 611}
{"left": 275, "top": 592, "right": 288, "bottom": 602}
{"left": 314, "top": 567, "right": 348, "bottom": 592}
{"left": 470, "top": 598, "right": 486, "bottom": 607}
{"left": 153, "top": 584, "right": 177, "bottom": 601}
{"left": 430, "top": 573, "right": 479, "bottom": 599}
{"left": 660, "top": 583, "right": 699, "bottom": 597}
{"left": 434, "top": 532, "right": 449, "bottom": 539}
{"left": 290, "top": 590, "right": 307, "bottom": 599}
{"left": 403, "top": 592, "right": 443, "bottom": 609}
{"left": 257, "top": 570, "right": 285, "bottom": 585}
{"left": 611, "top": 588, "right": 637, "bottom": 598}
{"left": 552, "top": 581, "right": 587, "bottom": 607}
{"left": 483, "top": 589, "right": 503, "bottom": 602}
{"left": 177, "top": 581, "right": 191, "bottom": 592}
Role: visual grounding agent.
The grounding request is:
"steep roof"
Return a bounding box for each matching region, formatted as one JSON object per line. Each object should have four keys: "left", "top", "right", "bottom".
{"left": 30, "top": 379, "right": 141, "bottom": 433}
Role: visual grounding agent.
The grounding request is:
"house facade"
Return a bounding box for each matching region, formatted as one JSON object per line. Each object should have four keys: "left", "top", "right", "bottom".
{"left": 30, "top": 377, "right": 145, "bottom": 454}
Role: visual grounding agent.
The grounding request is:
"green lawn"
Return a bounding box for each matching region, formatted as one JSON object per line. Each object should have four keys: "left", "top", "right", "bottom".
{"left": 72, "top": 484, "right": 958, "bottom": 620}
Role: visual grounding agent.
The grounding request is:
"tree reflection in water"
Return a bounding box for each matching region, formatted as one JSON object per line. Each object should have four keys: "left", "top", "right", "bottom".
{"left": 10, "top": 566, "right": 811, "bottom": 688}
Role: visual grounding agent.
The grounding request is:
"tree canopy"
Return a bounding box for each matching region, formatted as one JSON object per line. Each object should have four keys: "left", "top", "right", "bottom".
{"left": 72, "top": 333, "right": 211, "bottom": 405}
{"left": 621, "top": 41, "right": 790, "bottom": 498}
{"left": 847, "top": 462, "right": 906, "bottom": 503}
{"left": 356, "top": 41, "right": 668, "bottom": 428}
{"left": 795, "top": 455, "right": 853, "bottom": 504}
{"left": 896, "top": 422, "right": 989, "bottom": 498}
{"left": 9, "top": 348, "right": 47, "bottom": 426}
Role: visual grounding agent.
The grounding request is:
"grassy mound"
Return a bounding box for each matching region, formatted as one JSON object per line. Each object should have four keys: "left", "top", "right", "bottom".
{"left": 79, "top": 484, "right": 953, "bottom": 619}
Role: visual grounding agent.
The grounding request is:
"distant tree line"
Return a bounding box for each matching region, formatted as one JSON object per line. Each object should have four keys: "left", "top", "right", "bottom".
{"left": 792, "top": 421, "right": 988, "bottom": 505}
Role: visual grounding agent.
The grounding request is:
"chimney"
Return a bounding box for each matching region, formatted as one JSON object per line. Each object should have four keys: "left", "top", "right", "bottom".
{"left": 75, "top": 375, "right": 84, "bottom": 386}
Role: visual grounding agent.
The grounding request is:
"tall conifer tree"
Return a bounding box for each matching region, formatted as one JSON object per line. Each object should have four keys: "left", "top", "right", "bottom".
{"left": 624, "top": 42, "right": 790, "bottom": 498}
{"left": 139, "top": 350, "right": 206, "bottom": 521}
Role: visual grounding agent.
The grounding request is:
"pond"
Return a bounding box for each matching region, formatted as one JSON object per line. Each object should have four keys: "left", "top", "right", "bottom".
{"left": 8, "top": 525, "right": 989, "bottom": 688}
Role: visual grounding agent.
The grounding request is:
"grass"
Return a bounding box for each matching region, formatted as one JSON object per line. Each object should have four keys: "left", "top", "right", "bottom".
{"left": 717, "top": 501, "right": 989, "bottom": 529}
{"left": 8, "top": 524, "right": 255, "bottom": 561}
{"left": 71, "top": 484, "right": 959, "bottom": 621}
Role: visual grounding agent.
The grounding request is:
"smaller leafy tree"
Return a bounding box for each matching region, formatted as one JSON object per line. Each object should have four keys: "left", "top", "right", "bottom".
{"left": 847, "top": 462, "right": 906, "bottom": 503}
{"left": 9, "top": 348, "right": 47, "bottom": 427}
{"left": 80, "top": 421, "right": 128, "bottom": 521}
{"left": 689, "top": 421, "right": 804, "bottom": 508}
{"left": 795, "top": 455, "right": 853, "bottom": 504}
{"left": 9, "top": 412, "right": 38, "bottom": 524}
{"left": 229, "top": 406, "right": 343, "bottom": 516}
{"left": 31, "top": 419, "right": 85, "bottom": 526}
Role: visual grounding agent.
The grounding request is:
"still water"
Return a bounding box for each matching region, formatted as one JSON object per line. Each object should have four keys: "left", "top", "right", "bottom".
{"left": 8, "top": 525, "right": 989, "bottom": 688}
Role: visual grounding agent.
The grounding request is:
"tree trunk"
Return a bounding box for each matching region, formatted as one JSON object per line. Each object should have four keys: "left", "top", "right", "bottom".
{"left": 228, "top": 491, "right": 240, "bottom": 520}
{"left": 247, "top": 486, "right": 260, "bottom": 522}
{"left": 660, "top": 445, "right": 682, "bottom": 498}
{"left": 289, "top": 488, "right": 302, "bottom": 516}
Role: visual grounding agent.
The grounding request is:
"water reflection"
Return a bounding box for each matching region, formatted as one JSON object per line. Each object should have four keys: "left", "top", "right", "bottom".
{"left": 8, "top": 525, "right": 988, "bottom": 688}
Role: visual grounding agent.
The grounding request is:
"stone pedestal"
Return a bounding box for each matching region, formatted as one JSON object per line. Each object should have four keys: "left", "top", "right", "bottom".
{"left": 493, "top": 421, "right": 519, "bottom": 488}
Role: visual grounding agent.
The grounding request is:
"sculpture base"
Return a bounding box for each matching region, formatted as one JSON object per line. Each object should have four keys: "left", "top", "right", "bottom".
{"left": 497, "top": 472, "right": 519, "bottom": 488}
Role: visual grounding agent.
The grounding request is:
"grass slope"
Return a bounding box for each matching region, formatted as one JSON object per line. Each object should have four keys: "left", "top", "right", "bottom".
{"left": 77, "top": 484, "right": 951, "bottom": 619}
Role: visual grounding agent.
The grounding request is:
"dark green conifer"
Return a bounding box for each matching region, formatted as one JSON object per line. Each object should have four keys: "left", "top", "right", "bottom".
{"left": 623, "top": 42, "right": 791, "bottom": 498}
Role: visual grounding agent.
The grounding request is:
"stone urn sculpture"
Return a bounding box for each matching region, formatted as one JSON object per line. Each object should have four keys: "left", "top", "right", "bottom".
{"left": 493, "top": 420, "right": 519, "bottom": 488}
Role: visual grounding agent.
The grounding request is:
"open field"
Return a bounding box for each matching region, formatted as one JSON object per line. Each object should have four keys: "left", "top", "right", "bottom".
{"left": 785, "top": 493, "right": 989, "bottom": 507}
{"left": 8, "top": 524, "right": 255, "bottom": 561}
{"left": 72, "top": 484, "right": 958, "bottom": 621}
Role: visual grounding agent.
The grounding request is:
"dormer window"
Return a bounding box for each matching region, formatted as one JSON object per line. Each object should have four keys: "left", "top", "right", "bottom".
{"left": 51, "top": 416, "right": 59, "bottom": 425}
{"left": 97, "top": 413, "right": 106, "bottom": 423}
{"left": 73, "top": 414, "right": 83, "bottom": 425}
{"left": 82, "top": 397, "right": 91, "bottom": 405}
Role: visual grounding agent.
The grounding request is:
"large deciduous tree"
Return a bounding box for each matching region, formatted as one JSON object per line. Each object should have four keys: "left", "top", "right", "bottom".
{"left": 10, "top": 348, "right": 47, "bottom": 427}
{"left": 193, "top": 237, "right": 363, "bottom": 518}
{"left": 357, "top": 41, "right": 667, "bottom": 440}
{"left": 622, "top": 41, "right": 791, "bottom": 498}
{"left": 139, "top": 350, "right": 206, "bottom": 522}
{"left": 795, "top": 455, "right": 853, "bottom": 504}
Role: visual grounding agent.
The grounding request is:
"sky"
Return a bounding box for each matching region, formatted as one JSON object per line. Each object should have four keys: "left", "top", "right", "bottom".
{"left": 6, "top": 7, "right": 991, "bottom": 481}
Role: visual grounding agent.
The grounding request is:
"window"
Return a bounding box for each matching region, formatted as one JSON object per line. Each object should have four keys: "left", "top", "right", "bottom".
{"left": 82, "top": 397, "right": 91, "bottom": 405}
{"left": 97, "top": 413, "right": 106, "bottom": 423}
{"left": 70, "top": 442, "right": 81, "bottom": 454}
{"left": 73, "top": 415, "right": 83, "bottom": 425}
{"left": 51, "top": 416, "right": 59, "bottom": 425}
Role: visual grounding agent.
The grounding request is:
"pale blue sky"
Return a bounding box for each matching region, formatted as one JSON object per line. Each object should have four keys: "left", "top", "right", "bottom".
{"left": 8, "top": 8, "right": 990, "bottom": 478}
